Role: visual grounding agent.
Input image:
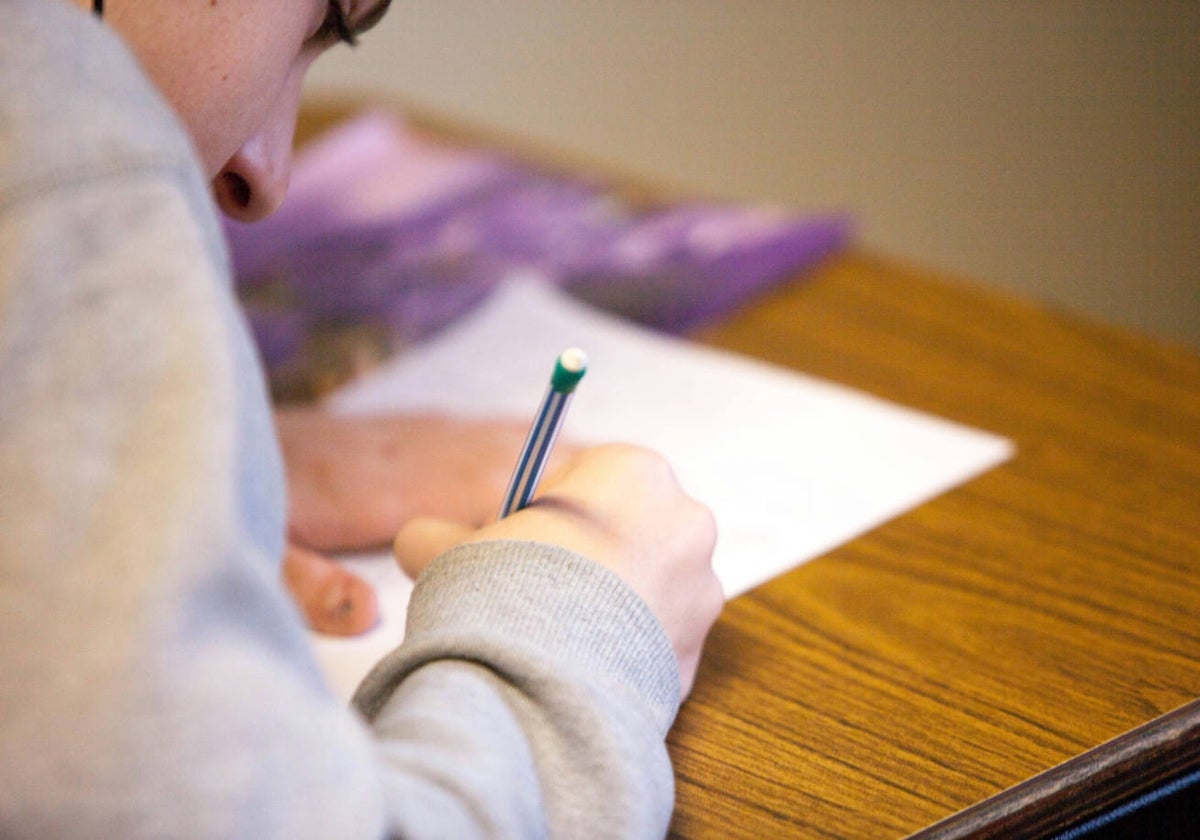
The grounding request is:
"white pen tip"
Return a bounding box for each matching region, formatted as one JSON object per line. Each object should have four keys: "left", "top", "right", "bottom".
{"left": 559, "top": 347, "right": 588, "bottom": 373}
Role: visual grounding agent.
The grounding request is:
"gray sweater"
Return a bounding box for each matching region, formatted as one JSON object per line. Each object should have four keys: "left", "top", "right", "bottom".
{"left": 0, "top": 2, "right": 680, "bottom": 837}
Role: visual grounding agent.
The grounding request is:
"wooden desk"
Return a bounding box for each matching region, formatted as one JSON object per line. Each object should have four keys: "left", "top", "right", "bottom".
{"left": 680, "top": 253, "right": 1200, "bottom": 837}
{"left": 296, "top": 102, "right": 1200, "bottom": 838}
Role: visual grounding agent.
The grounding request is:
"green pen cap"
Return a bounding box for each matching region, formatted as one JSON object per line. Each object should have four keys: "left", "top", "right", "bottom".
{"left": 551, "top": 347, "right": 588, "bottom": 393}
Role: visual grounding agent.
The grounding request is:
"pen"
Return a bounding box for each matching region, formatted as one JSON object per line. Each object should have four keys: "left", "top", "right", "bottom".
{"left": 498, "top": 347, "right": 588, "bottom": 518}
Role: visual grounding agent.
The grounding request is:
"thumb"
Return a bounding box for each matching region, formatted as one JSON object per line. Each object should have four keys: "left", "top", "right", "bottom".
{"left": 393, "top": 516, "right": 475, "bottom": 580}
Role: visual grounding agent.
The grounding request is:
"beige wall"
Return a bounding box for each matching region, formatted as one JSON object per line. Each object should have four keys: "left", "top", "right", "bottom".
{"left": 308, "top": 2, "right": 1200, "bottom": 349}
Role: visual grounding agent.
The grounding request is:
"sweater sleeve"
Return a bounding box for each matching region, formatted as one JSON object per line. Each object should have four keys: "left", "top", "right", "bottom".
{"left": 355, "top": 541, "right": 682, "bottom": 840}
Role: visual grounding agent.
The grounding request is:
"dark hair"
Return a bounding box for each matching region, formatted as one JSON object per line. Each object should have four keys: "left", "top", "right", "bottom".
{"left": 93, "top": 0, "right": 103, "bottom": 17}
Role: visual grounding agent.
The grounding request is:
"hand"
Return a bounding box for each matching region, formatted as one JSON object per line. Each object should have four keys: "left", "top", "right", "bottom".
{"left": 276, "top": 407, "right": 557, "bottom": 550}
{"left": 393, "top": 443, "right": 724, "bottom": 697}
{"left": 275, "top": 407, "right": 576, "bottom": 636}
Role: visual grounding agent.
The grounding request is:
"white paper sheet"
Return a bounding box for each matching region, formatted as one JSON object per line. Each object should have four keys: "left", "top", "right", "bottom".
{"left": 309, "top": 277, "right": 1015, "bottom": 699}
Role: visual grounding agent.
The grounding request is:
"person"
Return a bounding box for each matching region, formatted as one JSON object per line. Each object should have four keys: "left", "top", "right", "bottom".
{"left": 0, "top": 0, "right": 723, "bottom": 837}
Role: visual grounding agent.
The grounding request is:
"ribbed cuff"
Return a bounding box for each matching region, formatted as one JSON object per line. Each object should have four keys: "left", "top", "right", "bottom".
{"left": 353, "top": 540, "right": 681, "bottom": 734}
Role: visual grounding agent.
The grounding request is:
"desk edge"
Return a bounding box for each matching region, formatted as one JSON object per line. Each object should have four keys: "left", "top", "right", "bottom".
{"left": 906, "top": 698, "right": 1200, "bottom": 839}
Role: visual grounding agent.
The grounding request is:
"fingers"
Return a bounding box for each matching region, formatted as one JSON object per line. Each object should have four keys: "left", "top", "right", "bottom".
{"left": 393, "top": 516, "right": 475, "bottom": 580}
{"left": 282, "top": 543, "right": 379, "bottom": 636}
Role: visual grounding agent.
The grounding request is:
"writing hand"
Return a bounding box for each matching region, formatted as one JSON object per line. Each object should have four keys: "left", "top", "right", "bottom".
{"left": 392, "top": 443, "right": 723, "bottom": 697}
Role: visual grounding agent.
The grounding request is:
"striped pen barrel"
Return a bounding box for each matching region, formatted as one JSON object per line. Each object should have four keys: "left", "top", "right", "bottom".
{"left": 497, "top": 348, "right": 588, "bottom": 519}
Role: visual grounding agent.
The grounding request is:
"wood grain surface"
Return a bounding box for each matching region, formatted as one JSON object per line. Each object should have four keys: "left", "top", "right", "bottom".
{"left": 675, "top": 253, "right": 1200, "bottom": 838}
{"left": 294, "top": 100, "right": 1200, "bottom": 838}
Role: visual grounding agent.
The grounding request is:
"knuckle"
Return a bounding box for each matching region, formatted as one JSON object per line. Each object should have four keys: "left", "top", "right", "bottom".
{"left": 705, "top": 575, "right": 726, "bottom": 621}
{"left": 592, "top": 442, "right": 677, "bottom": 483}
{"left": 590, "top": 441, "right": 644, "bottom": 460}
{"left": 683, "top": 497, "right": 718, "bottom": 552}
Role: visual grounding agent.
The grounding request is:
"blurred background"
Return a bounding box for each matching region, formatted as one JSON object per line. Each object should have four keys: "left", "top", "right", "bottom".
{"left": 306, "top": 1, "right": 1199, "bottom": 350}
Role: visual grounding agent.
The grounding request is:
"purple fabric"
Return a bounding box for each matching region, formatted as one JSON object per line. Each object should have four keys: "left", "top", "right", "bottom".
{"left": 225, "top": 111, "right": 852, "bottom": 381}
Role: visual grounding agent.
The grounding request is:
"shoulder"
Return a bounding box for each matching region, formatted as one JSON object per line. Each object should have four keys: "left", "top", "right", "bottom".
{"left": 0, "top": 0, "right": 234, "bottom": 329}
{"left": 0, "top": 0, "right": 203, "bottom": 210}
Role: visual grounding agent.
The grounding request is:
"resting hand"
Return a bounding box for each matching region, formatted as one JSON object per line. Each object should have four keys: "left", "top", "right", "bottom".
{"left": 393, "top": 443, "right": 724, "bottom": 697}
{"left": 275, "top": 407, "right": 574, "bottom": 636}
{"left": 276, "top": 407, "right": 544, "bottom": 550}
